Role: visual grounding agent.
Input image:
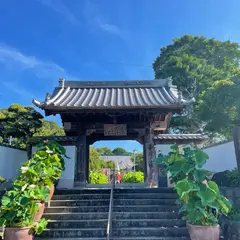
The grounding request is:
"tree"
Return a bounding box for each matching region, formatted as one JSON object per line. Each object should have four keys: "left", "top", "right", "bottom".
{"left": 112, "top": 147, "right": 129, "bottom": 155}
{"left": 34, "top": 120, "right": 65, "bottom": 137}
{"left": 96, "top": 147, "right": 112, "bottom": 155}
{"left": 0, "top": 104, "right": 43, "bottom": 156}
{"left": 153, "top": 35, "right": 240, "bottom": 137}
{"left": 132, "top": 152, "right": 144, "bottom": 172}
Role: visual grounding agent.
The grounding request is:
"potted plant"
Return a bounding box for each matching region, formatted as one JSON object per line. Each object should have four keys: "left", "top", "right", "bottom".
{"left": 0, "top": 187, "right": 47, "bottom": 240}
{"left": 34, "top": 139, "right": 69, "bottom": 199}
{"left": 222, "top": 206, "right": 240, "bottom": 239}
{"left": 155, "top": 144, "right": 232, "bottom": 240}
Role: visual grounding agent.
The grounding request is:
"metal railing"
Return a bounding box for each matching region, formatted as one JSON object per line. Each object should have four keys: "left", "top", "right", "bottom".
{"left": 106, "top": 173, "right": 115, "bottom": 240}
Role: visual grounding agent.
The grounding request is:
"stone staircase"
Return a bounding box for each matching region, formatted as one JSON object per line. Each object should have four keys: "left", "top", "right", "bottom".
{"left": 38, "top": 189, "right": 110, "bottom": 239}
{"left": 36, "top": 188, "right": 189, "bottom": 240}
{"left": 111, "top": 188, "right": 189, "bottom": 240}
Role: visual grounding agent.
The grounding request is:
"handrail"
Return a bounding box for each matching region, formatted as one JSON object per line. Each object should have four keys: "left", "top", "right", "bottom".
{"left": 106, "top": 173, "right": 115, "bottom": 240}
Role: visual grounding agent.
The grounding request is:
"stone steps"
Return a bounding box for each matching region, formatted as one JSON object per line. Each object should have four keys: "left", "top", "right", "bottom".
{"left": 112, "top": 227, "right": 189, "bottom": 237}
{"left": 47, "top": 219, "right": 107, "bottom": 229}
{"left": 43, "top": 212, "right": 108, "bottom": 221}
{"left": 45, "top": 206, "right": 109, "bottom": 213}
{"left": 114, "top": 198, "right": 177, "bottom": 205}
{"left": 52, "top": 194, "right": 110, "bottom": 200}
{"left": 114, "top": 193, "right": 178, "bottom": 199}
{"left": 114, "top": 212, "right": 180, "bottom": 219}
{"left": 112, "top": 219, "right": 186, "bottom": 228}
{"left": 111, "top": 189, "right": 188, "bottom": 239}
{"left": 114, "top": 205, "right": 179, "bottom": 212}
{"left": 48, "top": 199, "right": 110, "bottom": 206}
{"left": 39, "top": 228, "right": 106, "bottom": 238}
{"left": 37, "top": 188, "right": 188, "bottom": 239}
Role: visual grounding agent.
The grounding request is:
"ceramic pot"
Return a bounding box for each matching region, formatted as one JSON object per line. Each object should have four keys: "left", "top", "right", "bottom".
{"left": 188, "top": 223, "right": 220, "bottom": 240}
{"left": 4, "top": 227, "right": 32, "bottom": 240}
{"left": 33, "top": 202, "right": 45, "bottom": 222}
{"left": 48, "top": 185, "right": 55, "bottom": 200}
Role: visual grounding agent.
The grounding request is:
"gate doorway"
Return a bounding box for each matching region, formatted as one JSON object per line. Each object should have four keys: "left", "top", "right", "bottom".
{"left": 88, "top": 140, "right": 144, "bottom": 187}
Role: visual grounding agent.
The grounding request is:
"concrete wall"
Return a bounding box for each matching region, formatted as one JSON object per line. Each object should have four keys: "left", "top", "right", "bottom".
{"left": 57, "top": 145, "right": 77, "bottom": 189}
{"left": 203, "top": 141, "right": 236, "bottom": 172}
{"left": 156, "top": 141, "right": 237, "bottom": 173}
{"left": 0, "top": 145, "right": 27, "bottom": 180}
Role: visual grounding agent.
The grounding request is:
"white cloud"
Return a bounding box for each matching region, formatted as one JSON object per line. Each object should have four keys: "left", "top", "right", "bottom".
{"left": 97, "top": 20, "right": 124, "bottom": 38}
{"left": 37, "top": 0, "right": 81, "bottom": 26}
{"left": 0, "top": 44, "right": 73, "bottom": 100}
{"left": 0, "top": 44, "right": 66, "bottom": 77}
{"left": 1, "top": 81, "right": 35, "bottom": 99}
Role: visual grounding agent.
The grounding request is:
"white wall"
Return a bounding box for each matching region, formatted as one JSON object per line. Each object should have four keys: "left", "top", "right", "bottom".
{"left": 156, "top": 141, "right": 237, "bottom": 173}
{"left": 57, "top": 146, "right": 76, "bottom": 189}
{"left": 203, "top": 141, "right": 236, "bottom": 172}
{"left": 0, "top": 145, "right": 27, "bottom": 179}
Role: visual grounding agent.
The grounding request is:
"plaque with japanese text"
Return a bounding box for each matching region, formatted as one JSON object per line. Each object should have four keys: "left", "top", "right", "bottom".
{"left": 104, "top": 124, "right": 127, "bottom": 136}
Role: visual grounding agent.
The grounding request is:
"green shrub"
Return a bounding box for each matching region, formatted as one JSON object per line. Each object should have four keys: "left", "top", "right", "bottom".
{"left": 212, "top": 168, "right": 240, "bottom": 187}
{"left": 155, "top": 144, "right": 232, "bottom": 226}
{"left": 0, "top": 140, "right": 67, "bottom": 235}
{"left": 121, "top": 172, "right": 144, "bottom": 183}
{"left": 0, "top": 176, "right": 5, "bottom": 184}
{"left": 89, "top": 172, "right": 108, "bottom": 184}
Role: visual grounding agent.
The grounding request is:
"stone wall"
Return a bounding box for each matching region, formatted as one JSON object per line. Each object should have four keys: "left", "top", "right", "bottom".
{"left": 221, "top": 187, "right": 240, "bottom": 206}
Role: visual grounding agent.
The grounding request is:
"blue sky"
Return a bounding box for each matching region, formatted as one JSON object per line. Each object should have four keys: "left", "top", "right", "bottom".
{"left": 0, "top": 0, "right": 239, "bottom": 152}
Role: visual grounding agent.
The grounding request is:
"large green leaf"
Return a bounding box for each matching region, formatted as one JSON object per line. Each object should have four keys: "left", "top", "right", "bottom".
{"left": 4, "top": 211, "right": 17, "bottom": 221}
{"left": 2, "top": 196, "right": 11, "bottom": 206}
{"left": 197, "top": 188, "right": 217, "bottom": 206}
{"left": 0, "top": 218, "right": 6, "bottom": 226}
{"left": 169, "top": 161, "right": 185, "bottom": 176}
{"left": 175, "top": 179, "right": 198, "bottom": 201}
{"left": 19, "top": 196, "right": 29, "bottom": 206}
{"left": 194, "top": 169, "right": 211, "bottom": 182}
{"left": 207, "top": 181, "right": 219, "bottom": 194}
{"left": 195, "top": 150, "right": 209, "bottom": 168}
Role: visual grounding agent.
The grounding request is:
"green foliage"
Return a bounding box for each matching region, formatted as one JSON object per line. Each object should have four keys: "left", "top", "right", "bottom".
{"left": 212, "top": 168, "right": 240, "bottom": 187}
{"left": 224, "top": 168, "right": 240, "bottom": 187}
{"left": 155, "top": 144, "right": 232, "bottom": 226}
{"left": 153, "top": 35, "right": 240, "bottom": 136}
{"left": 89, "top": 147, "right": 102, "bottom": 171}
{"left": 0, "top": 176, "right": 5, "bottom": 184}
{"left": 0, "top": 104, "right": 43, "bottom": 145}
{"left": 227, "top": 206, "right": 240, "bottom": 221}
{"left": 0, "top": 140, "right": 67, "bottom": 234}
{"left": 97, "top": 147, "right": 113, "bottom": 155}
{"left": 34, "top": 120, "right": 65, "bottom": 137}
{"left": 132, "top": 152, "right": 144, "bottom": 172}
{"left": 89, "top": 172, "right": 108, "bottom": 184}
{"left": 112, "top": 147, "right": 129, "bottom": 155}
{"left": 121, "top": 172, "right": 144, "bottom": 183}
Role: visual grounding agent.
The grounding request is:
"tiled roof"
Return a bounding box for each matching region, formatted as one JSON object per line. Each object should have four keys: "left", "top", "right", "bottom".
{"left": 155, "top": 134, "right": 208, "bottom": 140}
{"left": 33, "top": 78, "right": 191, "bottom": 111}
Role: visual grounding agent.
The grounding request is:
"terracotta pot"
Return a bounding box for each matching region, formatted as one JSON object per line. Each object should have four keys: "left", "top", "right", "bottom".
{"left": 48, "top": 185, "right": 55, "bottom": 200}
{"left": 188, "top": 223, "right": 220, "bottom": 240}
{"left": 4, "top": 227, "right": 33, "bottom": 240}
{"left": 33, "top": 202, "right": 45, "bottom": 222}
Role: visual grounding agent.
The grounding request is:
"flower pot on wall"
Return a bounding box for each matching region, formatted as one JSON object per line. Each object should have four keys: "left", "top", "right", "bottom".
{"left": 188, "top": 223, "right": 220, "bottom": 240}
{"left": 33, "top": 202, "right": 45, "bottom": 222}
{"left": 4, "top": 227, "right": 33, "bottom": 240}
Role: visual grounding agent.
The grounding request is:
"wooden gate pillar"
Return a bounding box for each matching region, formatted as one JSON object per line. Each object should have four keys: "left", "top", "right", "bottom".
{"left": 76, "top": 135, "right": 87, "bottom": 184}
{"left": 144, "top": 126, "right": 157, "bottom": 187}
